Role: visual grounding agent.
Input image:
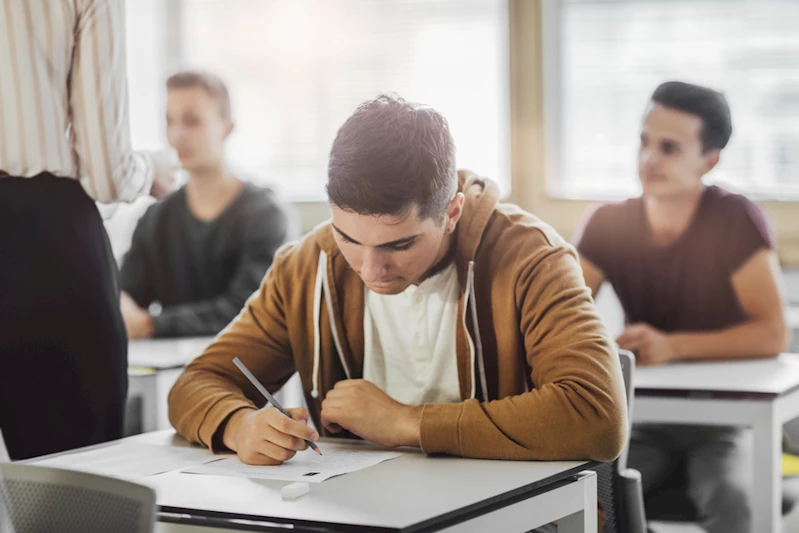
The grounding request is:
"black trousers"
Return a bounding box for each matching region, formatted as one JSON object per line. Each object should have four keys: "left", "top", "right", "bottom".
{"left": 0, "top": 173, "right": 127, "bottom": 460}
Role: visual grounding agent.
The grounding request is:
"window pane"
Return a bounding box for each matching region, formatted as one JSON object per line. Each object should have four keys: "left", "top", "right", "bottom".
{"left": 181, "top": 0, "right": 510, "bottom": 200}
{"left": 552, "top": 0, "right": 799, "bottom": 199}
{"left": 126, "top": 0, "right": 168, "bottom": 150}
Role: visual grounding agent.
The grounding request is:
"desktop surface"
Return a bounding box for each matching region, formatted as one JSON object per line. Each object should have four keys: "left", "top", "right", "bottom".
{"left": 55, "top": 430, "right": 593, "bottom": 532}
{"left": 634, "top": 353, "right": 799, "bottom": 397}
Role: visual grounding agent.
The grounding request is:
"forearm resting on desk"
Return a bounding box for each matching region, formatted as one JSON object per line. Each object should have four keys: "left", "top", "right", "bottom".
{"left": 120, "top": 291, "right": 154, "bottom": 339}
{"left": 671, "top": 318, "right": 790, "bottom": 361}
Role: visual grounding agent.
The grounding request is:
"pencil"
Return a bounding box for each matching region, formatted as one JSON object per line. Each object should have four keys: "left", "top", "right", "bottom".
{"left": 232, "top": 357, "right": 322, "bottom": 456}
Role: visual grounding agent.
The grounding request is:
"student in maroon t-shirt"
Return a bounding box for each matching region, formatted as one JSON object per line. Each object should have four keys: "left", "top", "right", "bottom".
{"left": 574, "top": 81, "right": 789, "bottom": 533}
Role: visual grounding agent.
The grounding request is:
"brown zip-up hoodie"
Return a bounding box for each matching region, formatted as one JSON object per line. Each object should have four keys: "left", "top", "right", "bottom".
{"left": 168, "top": 172, "right": 628, "bottom": 462}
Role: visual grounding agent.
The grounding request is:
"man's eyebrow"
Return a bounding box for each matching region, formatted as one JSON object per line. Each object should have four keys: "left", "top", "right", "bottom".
{"left": 332, "top": 225, "right": 421, "bottom": 248}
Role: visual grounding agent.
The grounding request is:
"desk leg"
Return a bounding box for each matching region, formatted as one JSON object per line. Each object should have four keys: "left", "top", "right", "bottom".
{"left": 155, "top": 369, "right": 184, "bottom": 430}
{"left": 128, "top": 371, "right": 158, "bottom": 434}
{"left": 558, "top": 471, "right": 597, "bottom": 533}
{"left": 752, "top": 402, "right": 782, "bottom": 533}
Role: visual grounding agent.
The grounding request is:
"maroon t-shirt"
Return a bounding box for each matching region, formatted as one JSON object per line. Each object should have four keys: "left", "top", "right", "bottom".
{"left": 574, "top": 185, "right": 774, "bottom": 332}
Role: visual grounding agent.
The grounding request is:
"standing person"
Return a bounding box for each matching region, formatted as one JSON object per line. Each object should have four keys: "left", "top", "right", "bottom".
{"left": 119, "top": 71, "right": 294, "bottom": 339}
{"left": 0, "top": 0, "right": 175, "bottom": 460}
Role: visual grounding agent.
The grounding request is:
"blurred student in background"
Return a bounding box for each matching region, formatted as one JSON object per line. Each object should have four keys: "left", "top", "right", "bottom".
{"left": 119, "top": 71, "right": 295, "bottom": 339}
{"left": 574, "top": 81, "right": 789, "bottom": 533}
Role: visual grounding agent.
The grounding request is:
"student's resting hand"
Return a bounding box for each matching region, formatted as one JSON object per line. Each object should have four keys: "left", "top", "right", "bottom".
{"left": 149, "top": 149, "right": 180, "bottom": 199}
{"left": 617, "top": 323, "right": 677, "bottom": 366}
{"left": 321, "top": 380, "right": 422, "bottom": 449}
{"left": 222, "top": 407, "right": 318, "bottom": 465}
{"left": 120, "top": 291, "right": 153, "bottom": 339}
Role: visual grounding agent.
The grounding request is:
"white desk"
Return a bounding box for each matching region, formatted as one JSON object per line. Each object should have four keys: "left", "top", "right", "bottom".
{"left": 127, "top": 337, "right": 216, "bottom": 433}
{"left": 633, "top": 353, "right": 799, "bottom": 533}
{"left": 126, "top": 337, "right": 305, "bottom": 434}
{"left": 128, "top": 337, "right": 217, "bottom": 369}
{"left": 29, "top": 430, "right": 598, "bottom": 532}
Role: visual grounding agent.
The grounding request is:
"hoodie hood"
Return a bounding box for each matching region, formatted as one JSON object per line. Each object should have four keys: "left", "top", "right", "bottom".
{"left": 307, "top": 170, "right": 500, "bottom": 401}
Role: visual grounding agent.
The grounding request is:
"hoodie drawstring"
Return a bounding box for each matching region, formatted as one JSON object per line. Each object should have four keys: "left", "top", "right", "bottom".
{"left": 322, "top": 256, "right": 351, "bottom": 380}
{"left": 464, "top": 261, "right": 488, "bottom": 402}
{"left": 468, "top": 261, "right": 488, "bottom": 402}
{"left": 310, "top": 251, "right": 351, "bottom": 400}
{"left": 312, "top": 252, "right": 486, "bottom": 403}
{"left": 311, "top": 252, "right": 326, "bottom": 399}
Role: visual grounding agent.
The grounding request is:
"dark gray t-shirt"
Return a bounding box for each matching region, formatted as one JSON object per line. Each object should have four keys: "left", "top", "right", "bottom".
{"left": 119, "top": 182, "right": 291, "bottom": 337}
{"left": 574, "top": 185, "right": 773, "bottom": 332}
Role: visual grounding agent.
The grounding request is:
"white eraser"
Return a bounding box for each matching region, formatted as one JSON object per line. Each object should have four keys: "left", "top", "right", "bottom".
{"left": 281, "top": 482, "right": 310, "bottom": 501}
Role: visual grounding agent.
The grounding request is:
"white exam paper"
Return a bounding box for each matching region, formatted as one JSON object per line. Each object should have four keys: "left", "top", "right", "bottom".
{"left": 182, "top": 441, "right": 403, "bottom": 483}
{"left": 33, "top": 443, "right": 218, "bottom": 480}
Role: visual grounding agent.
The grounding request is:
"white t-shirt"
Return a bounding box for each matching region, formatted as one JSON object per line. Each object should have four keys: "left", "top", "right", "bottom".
{"left": 363, "top": 263, "right": 461, "bottom": 406}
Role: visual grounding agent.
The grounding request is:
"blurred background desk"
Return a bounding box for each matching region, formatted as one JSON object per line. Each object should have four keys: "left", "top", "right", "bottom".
{"left": 634, "top": 354, "right": 799, "bottom": 533}
{"left": 126, "top": 337, "right": 304, "bottom": 434}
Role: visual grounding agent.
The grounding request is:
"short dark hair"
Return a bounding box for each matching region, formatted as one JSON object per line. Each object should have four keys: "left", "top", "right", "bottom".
{"left": 166, "top": 70, "right": 231, "bottom": 120}
{"left": 650, "top": 81, "right": 732, "bottom": 153}
{"left": 326, "top": 94, "right": 457, "bottom": 222}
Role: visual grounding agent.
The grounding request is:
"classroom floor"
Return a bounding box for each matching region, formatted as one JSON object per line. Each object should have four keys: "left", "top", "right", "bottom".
{"left": 785, "top": 477, "right": 799, "bottom": 532}
{"left": 647, "top": 477, "right": 799, "bottom": 532}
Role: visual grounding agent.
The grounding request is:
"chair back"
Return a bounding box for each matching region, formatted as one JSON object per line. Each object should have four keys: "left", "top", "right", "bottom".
{"left": 617, "top": 349, "right": 635, "bottom": 471}
{"left": 0, "top": 463, "right": 155, "bottom": 533}
{"left": 593, "top": 349, "right": 647, "bottom": 533}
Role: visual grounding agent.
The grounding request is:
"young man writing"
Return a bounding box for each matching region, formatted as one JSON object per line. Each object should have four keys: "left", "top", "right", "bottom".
{"left": 120, "top": 71, "right": 293, "bottom": 338}
{"left": 169, "top": 94, "right": 627, "bottom": 465}
{"left": 574, "top": 81, "right": 789, "bottom": 533}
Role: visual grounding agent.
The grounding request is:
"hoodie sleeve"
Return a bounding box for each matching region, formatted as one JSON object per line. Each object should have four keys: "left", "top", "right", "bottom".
{"left": 419, "top": 245, "right": 628, "bottom": 462}
{"left": 167, "top": 244, "right": 298, "bottom": 451}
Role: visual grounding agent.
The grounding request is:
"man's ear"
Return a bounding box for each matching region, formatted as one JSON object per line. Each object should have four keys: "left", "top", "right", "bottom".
{"left": 445, "top": 192, "right": 465, "bottom": 233}
{"left": 703, "top": 149, "right": 721, "bottom": 174}
{"left": 224, "top": 120, "right": 235, "bottom": 139}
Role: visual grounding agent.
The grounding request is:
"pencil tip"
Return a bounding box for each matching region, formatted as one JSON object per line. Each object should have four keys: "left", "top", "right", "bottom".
{"left": 315, "top": 448, "right": 323, "bottom": 456}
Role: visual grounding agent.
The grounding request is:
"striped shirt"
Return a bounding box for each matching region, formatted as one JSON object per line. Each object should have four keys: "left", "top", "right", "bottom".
{"left": 0, "top": 0, "right": 154, "bottom": 203}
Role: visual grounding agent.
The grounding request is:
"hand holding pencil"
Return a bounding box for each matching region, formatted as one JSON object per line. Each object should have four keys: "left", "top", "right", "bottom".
{"left": 220, "top": 358, "right": 322, "bottom": 465}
